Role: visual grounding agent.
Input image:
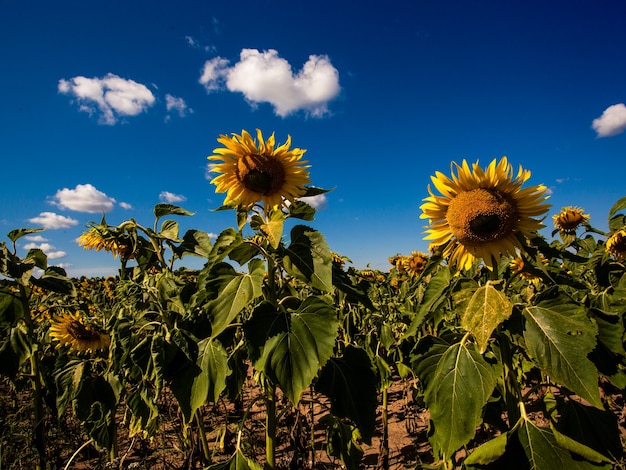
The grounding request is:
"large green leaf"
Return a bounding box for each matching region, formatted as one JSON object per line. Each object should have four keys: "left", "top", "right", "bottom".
{"left": 423, "top": 341, "right": 497, "bottom": 458}
{"left": 198, "top": 338, "right": 231, "bottom": 403}
{"left": 158, "top": 219, "right": 182, "bottom": 242}
{"left": 245, "top": 297, "right": 338, "bottom": 404}
{"left": 463, "top": 433, "right": 509, "bottom": 466}
{"left": 7, "top": 227, "right": 45, "bottom": 243}
{"left": 175, "top": 229, "right": 214, "bottom": 258}
{"left": 153, "top": 203, "right": 194, "bottom": 219}
{"left": 517, "top": 420, "right": 593, "bottom": 470}
{"left": 460, "top": 282, "right": 512, "bottom": 353}
{"left": 208, "top": 259, "right": 264, "bottom": 338}
{"left": 319, "top": 414, "right": 364, "bottom": 470}
{"left": 283, "top": 225, "right": 333, "bottom": 292}
{"left": 315, "top": 346, "right": 378, "bottom": 443}
{"left": 207, "top": 228, "right": 243, "bottom": 268}
{"left": 523, "top": 303, "right": 602, "bottom": 408}
{"left": 401, "top": 267, "right": 451, "bottom": 342}
{"left": 260, "top": 209, "right": 285, "bottom": 249}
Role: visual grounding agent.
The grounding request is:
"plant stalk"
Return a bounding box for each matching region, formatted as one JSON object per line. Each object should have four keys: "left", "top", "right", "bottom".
{"left": 265, "top": 386, "right": 277, "bottom": 470}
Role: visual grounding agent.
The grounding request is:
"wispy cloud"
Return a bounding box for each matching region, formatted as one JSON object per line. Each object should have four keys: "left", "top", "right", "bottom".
{"left": 592, "top": 103, "right": 626, "bottom": 137}
{"left": 159, "top": 191, "right": 187, "bottom": 203}
{"left": 22, "top": 242, "right": 67, "bottom": 259}
{"left": 119, "top": 202, "right": 133, "bottom": 210}
{"left": 199, "top": 49, "right": 341, "bottom": 117}
{"left": 165, "top": 94, "right": 193, "bottom": 118}
{"left": 50, "top": 184, "right": 116, "bottom": 213}
{"left": 27, "top": 212, "right": 79, "bottom": 229}
{"left": 59, "top": 73, "right": 156, "bottom": 125}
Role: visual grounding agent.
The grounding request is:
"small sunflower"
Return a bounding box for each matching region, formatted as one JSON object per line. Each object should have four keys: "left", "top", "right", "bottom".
{"left": 553, "top": 206, "right": 589, "bottom": 233}
{"left": 606, "top": 228, "right": 626, "bottom": 260}
{"left": 77, "top": 226, "right": 133, "bottom": 259}
{"left": 49, "top": 311, "right": 110, "bottom": 353}
{"left": 403, "top": 251, "right": 430, "bottom": 277}
{"left": 509, "top": 257, "right": 541, "bottom": 285}
{"left": 208, "top": 129, "right": 311, "bottom": 208}
{"left": 420, "top": 157, "right": 550, "bottom": 270}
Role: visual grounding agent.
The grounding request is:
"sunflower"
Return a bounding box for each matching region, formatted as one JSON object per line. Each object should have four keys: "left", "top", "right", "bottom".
{"left": 208, "top": 129, "right": 311, "bottom": 208}
{"left": 509, "top": 256, "right": 541, "bottom": 285}
{"left": 420, "top": 157, "right": 550, "bottom": 270}
{"left": 403, "top": 251, "right": 430, "bottom": 277}
{"left": 49, "top": 311, "right": 110, "bottom": 353}
{"left": 77, "top": 226, "right": 133, "bottom": 259}
{"left": 606, "top": 228, "right": 626, "bottom": 260}
{"left": 553, "top": 206, "right": 589, "bottom": 233}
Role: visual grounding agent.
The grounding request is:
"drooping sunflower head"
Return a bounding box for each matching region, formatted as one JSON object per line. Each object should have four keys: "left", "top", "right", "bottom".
{"left": 553, "top": 206, "right": 589, "bottom": 234}
{"left": 403, "top": 251, "right": 430, "bottom": 277}
{"left": 77, "top": 225, "right": 133, "bottom": 259}
{"left": 509, "top": 256, "right": 541, "bottom": 285}
{"left": 49, "top": 311, "right": 110, "bottom": 354}
{"left": 606, "top": 228, "right": 626, "bottom": 260}
{"left": 208, "top": 129, "right": 311, "bottom": 209}
{"left": 420, "top": 157, "right": 550, "bottom": 270}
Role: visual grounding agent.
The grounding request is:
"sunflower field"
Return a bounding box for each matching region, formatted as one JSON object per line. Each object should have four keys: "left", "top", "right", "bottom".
{"left": 1, "top": 129, "right": 626, "bottom": 470}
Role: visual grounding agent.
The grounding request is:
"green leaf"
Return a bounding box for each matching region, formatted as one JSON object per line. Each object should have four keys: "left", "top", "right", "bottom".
{"left": 154, "top": 203, "right": 194, "bottom": 219}
{"left": 550, "top": 425, "right": 611, "bottom": 464}
{"left": 401, "top": 268, "right": 451, "bottom": 342}
{"left": 463, "top": 433, "right": 508, "bottom": 466}
{"left": 7, "top": 227, "right": 45, "bottom": 243}
{"left": 288, "top": 200, "right": 316, "bottom": 221}
{"left": 283, "top": 225, "right": 333, "bottom": 292}
{"left": 319, "top": 414, "right": 364, "bottom": 470}
{"left": 168, "top": 357, "right": 204, "bottom": 423}
{"left": 523, "top": 304, "right": 602, "bottom": 408}
{"left": 517, "top": 420, "right": 592, "bottom": 470}
{"left": 198, "top": 338, "right": 231, "bottom": 403}
{"left": 245, "top": 297, "right": 338, "bottom": 404}
{"left": 175, "top": 229, "right": 214, "bottom": 258}
{"left": 460, "top": 282, "right": 512, "bottom": 354}
{"left": 208, "top": 259, "right": 264, "bottom": 338}
{"left": 315, "top": 346, "right": 378, "bottom": 443}
{"left": 423, "top": 341, "right": 497, "bottom": 458}
{"left": 23, "top": 248, "right": 47, "bottom": 270}
{"left": 31, "top": 267, "right": 75, "bottom": 295}
{"left": 260, "top": 209, "right": 285, "bottom": 249}
{"left": 208, "top": 228, "right": 242, "bottom": 267}
{"left": 607, "top": 196, "right": 626, "bottom": 223}
{"left": 159, "top": 219, "right": 182, "bottom": 242}
{"left": 205, "top": 448, "right": 263, "bottom": 470}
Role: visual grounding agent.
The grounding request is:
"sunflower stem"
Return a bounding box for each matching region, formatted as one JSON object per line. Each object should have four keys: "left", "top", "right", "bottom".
{"left": 265, "top": 385, "right": 277, "bottom": 470}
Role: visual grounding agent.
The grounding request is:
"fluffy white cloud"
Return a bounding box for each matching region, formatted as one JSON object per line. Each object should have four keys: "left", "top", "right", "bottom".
{"left": 592, "top": 103, "right": 626, "bottom": 137}
{"left": 24, "top": 235, "right": 48, "bottom": 242}
{"left": 27, "top": 212, "right": 79, "bottom": 229}
{"left": 165, "top": 94, "right": 193, "bottom": 118}
{"left": 199, "top": 49, "right": 341, "bottom": 117}
{"left": 119, "top": 202, "right": 133, "bottom": 210}
{"left": 51, "top": 184, "right": 116, "bottom": 213}
{"left": 58, "top": 73, "right": 156, "bottom": 125}
{"left": 298, "top": 193, "right": 328, "bottom": 210}
{"left": 159, "top": 191, "right": 187, "bottom": 203}
{"left": 22, "top": 242, "right": 67, "bottom": 259}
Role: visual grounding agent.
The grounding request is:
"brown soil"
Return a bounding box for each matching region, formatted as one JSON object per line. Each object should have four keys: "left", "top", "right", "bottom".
{"left": 1, "top": 374, "right": 625, "bottom": 470}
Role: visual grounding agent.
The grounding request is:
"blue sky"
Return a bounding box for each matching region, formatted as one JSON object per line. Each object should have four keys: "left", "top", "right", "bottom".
{"left": 1, "top": 0, "right": 625, "bottom": 278}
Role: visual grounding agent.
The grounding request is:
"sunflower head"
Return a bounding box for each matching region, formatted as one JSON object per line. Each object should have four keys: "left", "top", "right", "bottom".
{"left": 553, "top": 206, "right": 589, "bottom": 234}
{"left": 403, "top": 251, "right": 430, "bottom": 277}
{"left": 208, "top": 129, "right": 311, "bottom": 209}
{"left": 509, "top": 256, "right": 541, "bottom": 285}
{"left": 77, "top": 225, "right": 133, "bottom": 259}
{"left": 49, "top": 310, "right": 110, "bottom": 353}
{"left": 606, "top": 228, "right": 626, "bottom": 260}
{"left": 420, "top": 157, "right": 550, "bottom": 270}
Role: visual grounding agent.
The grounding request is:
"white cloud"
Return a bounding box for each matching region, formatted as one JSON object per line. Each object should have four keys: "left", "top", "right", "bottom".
{"left": 199, "top": 57, "right": 231, "bottom": 92}
{"left": 58, "top": 73, "right": 156, "bottom": 125}
{"left": 24, "top": 235, "right": 48, "bottom": 242}
{"left": 298, "top": 193, "right": 328, "bottom": 210}
{"left": 22, "top": 242, "right": 67, "bottom": 259}
{"left": 51, "top": 184, "right": 116, "bottom": 213}
{"left": 199, "top": 49, "right": 341, "bottom": 117}
{"left": 119, "top": 202, "right": 133, "bottom": 210}
{"left": 165, "top": 94, "right": 193, "bottom": 118}
{"left": 27, "top": 212, "right": 79, "bottom": 229}
{"left": 159, "top": 191, "right": 187, "bottom": 203}
{"left": 592, "top": 103, "right": 626, "bottom": 137}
